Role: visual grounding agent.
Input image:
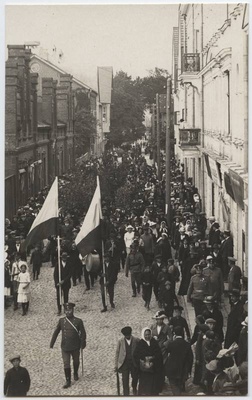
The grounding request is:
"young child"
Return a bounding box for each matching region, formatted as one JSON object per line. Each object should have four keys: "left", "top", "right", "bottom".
{"left": 141, "top": 265, "right": 153, "bottom": 310}
{"left": 17, "top": 264, "right": 31, "bottom": 316}
{"left": 168, "top": 305, "right": 191, "bottom": 341}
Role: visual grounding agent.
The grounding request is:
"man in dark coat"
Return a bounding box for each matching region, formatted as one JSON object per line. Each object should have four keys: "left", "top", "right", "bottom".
{"left": 115, "top": 326, "right": 140, "bottom": 396}
{"left": 237, "top": 317, "right": 248, "bottom": 366}
{"left": 68, "top": 243, "right": 82, "bottom": 286}
{"left": 202, "top": 296, "right": 224, "bottom": 343}
{"left": 218, "top": 230, "right": 233, "bottom": 280}
{"left": 30, "top": 245, "right": 43, "bottom": 280}
{"left": 4, "top": 355, "right": 30, "bottom": 396}
{"left": 164, "top": 326, "right": 193, "bottom": 395}
{"left": 227, "top": 257, "right": 242, "bottom": 291}
{"left": 100, "top": 253, "right": 118, "bottom": 312}
{"left": 224, "top": 289, "right": 244, "bottom": 349}
{"left": 53, "top": 252, "right": 72, "bottom": 315}
{"left": 50, "top": 303, "right": 86, "bottom": 388}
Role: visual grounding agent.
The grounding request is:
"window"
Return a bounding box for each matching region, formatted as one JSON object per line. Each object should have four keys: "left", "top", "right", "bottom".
{"left": 102, "top": 106, "right": 107, "bottom": 123}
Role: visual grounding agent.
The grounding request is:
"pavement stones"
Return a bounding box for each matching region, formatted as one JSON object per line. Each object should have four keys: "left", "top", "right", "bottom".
{"left": 4, "top": 261, "right": 230, "bottom": 396}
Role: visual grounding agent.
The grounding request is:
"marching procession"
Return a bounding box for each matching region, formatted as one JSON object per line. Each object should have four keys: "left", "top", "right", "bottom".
{"left": 4, "top": 141, "right": 248, "bottom": 396}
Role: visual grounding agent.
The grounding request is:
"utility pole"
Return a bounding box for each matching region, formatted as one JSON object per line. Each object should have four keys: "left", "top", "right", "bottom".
{"left": 166, "top": 76, "right": 172, "bottom": 229}
{"left": 156, "top": 93, "right": 161, "bottom": 180}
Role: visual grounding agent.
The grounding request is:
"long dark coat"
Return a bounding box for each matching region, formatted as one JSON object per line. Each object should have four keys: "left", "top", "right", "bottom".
{"left": 178, "top": 255, "right": 199, "bottom": 295}
{"left": 133, "top": 338, "right": 164, "bottom": 395}
{"left": 165, "top": 337, "right": 193, "bottom": 381}
{"left": 224, "top": 300, "right": 244, "bottom": 349}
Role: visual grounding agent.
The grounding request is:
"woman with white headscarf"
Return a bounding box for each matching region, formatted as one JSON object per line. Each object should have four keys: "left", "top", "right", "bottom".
{"left": 133, "top": 327, "right": 163, "bottom": 395}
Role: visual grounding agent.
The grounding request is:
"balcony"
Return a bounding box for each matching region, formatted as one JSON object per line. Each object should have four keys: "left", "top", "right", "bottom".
{"left": 179, "top": 129, "right": 201, "bottom": 147}
{"left": 182, "top": 53, "right": 200, "bottom": 73}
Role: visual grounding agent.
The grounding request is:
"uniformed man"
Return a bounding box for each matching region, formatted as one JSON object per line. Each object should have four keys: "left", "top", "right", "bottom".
{"left": 50, "top": 303, "right": 86, "bottom": 389}
{"left": 187, "top": 263, "right": 210, "bottom": 316}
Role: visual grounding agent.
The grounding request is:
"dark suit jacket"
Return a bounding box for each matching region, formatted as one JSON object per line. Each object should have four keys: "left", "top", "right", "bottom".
{"left": 224, "top": 301, "right": 244, "bottom": 348}
{"left": 228, "top": 265, "right": 242, "bottom": 290}
{"left": 53, "top": 260, "right": 72, "bottom": 290}
{"left": 219, "top": 237, "right": 233, "bottom": 261}
{"left": 165, "top": 337, "right": 193, "bottom": 380}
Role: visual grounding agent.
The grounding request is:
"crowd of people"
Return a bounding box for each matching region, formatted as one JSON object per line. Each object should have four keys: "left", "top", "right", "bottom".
{"left": 4, "top": 139, "right": 248, "bottom": 395}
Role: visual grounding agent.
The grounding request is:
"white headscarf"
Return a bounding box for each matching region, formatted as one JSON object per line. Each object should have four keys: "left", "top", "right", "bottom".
{"left": 141, "top": 327, "right": 152, "bottom": 346}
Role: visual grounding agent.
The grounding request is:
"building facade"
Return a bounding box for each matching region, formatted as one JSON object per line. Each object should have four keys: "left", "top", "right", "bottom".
{"left": 5, "top": 45, "right": 110, "bottom": 219}
{"left": 172, "top": 4, "right": 248, "bottom": 276}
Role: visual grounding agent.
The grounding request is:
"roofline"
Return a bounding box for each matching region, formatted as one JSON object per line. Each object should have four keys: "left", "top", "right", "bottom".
{"left": 31, "top": 54, "right": 97, "bottom": 94}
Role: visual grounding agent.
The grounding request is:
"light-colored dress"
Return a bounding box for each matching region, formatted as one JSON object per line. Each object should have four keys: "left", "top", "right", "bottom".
{"left": 17, "top": 272, "right": 31, "bottom": 303}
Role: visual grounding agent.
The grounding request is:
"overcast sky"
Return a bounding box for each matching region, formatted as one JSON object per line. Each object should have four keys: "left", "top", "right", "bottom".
{"left": 5, "top": 4, "right": 178, "bottom": 89}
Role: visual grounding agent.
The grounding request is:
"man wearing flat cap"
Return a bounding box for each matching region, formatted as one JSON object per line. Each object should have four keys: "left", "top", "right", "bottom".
{"left": 4, "top": 355, "right": 30, "bottom": 396}
{"left": 50, "top": 303, "right": 86, "bottom": 388}
{"left": 115, "top": 326, "right": 140, "bottom": 396}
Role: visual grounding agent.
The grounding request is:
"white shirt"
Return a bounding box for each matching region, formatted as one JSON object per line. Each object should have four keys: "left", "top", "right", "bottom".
{"left": 124, "top": 231, "right": 134, "bottom": 248}
{"left": 157, "top": 326, "right": 162, "bottom": 335}
{"left": 125, "top": 338, "right": 132, "bottom": 346}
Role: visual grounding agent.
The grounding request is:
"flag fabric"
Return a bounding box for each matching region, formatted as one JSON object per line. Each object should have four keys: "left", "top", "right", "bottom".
{"left": 23, "top": 177, "right": 58, "bottom": 249}
{"left": 75, "top": 176, "right": 103, "bottom": 257}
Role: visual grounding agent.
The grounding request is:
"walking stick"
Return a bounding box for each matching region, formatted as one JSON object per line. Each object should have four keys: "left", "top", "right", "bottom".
{"left": 116, "top": 371, "right": 121, "bottom": 395}
{"left": 81, "top": 348, "right": 84, "bottom": 376}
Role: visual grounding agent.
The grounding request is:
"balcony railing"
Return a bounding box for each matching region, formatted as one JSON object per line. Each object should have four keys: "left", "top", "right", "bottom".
{"left": 179, "top": 129, "right": 201, "bottom": 146}
{"left": 182, "top": 53, "right": 200, "bottom": 73}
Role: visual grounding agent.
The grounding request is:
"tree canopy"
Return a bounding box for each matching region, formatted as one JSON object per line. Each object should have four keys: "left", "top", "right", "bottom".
{"left": 108, "top": 68, "right": 169, "bottom": 148}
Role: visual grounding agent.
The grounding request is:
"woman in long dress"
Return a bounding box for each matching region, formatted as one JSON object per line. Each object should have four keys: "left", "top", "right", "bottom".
{"left": 17, "top": 264, "right": 31, "bottom": 316}
{"left": 133, "top": 327, "right": 163, "bottom": 395}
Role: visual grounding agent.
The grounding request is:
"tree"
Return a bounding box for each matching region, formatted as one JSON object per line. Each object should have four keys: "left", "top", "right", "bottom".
{"left": 108, "top": 71, "right": 145, "bottom": 148}
{"left": 74, "top": 108, "right": 98, "bottom": 157}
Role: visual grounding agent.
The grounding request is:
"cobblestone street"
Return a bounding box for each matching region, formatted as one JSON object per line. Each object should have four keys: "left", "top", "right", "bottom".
{"left": 5, "top": 259, "right": 231, "bottom": 396}
{"left": 5, "top": 262, "right": 172, "bottom": 396}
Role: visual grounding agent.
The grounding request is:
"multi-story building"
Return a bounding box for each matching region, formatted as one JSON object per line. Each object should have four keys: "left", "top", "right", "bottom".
{"left": 5, "top": 45, "right": 111, "bottom": 219}
{"left": 30, "top": 53, "right": 104, "bottom": 157}
{"left": 172, "top": 4, "right": 248, "bottom": 276}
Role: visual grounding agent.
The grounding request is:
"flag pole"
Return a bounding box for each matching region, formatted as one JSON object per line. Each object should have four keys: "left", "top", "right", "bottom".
{"left": 57, "top": 235, "right": 62, "bottom": 307}
{"left": 98, "top": 175, "right": 107, "bottom": 308}
{"left": 101, "top": 229, "right": 107, "bottom": 308}
{"left": 55, "top": 177, "right": 62, "bottom": 308}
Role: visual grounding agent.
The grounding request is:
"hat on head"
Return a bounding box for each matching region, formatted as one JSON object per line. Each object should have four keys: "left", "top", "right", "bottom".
{"left": 174, "top": 305, "right": 183, "bottom": 312}
{"left": 203, "top": 296, "right": 215, "bottom": 304}
{"left": 205, "top": 318, "right": 216, "bottom": 324}
{"left": 206, "top": 255, "right": 213, "bottom": 261}
{"left": 9, "top": 355, "right": 21, "bottom": 363}
{"left": 153, "top": 310, "right": 167, "bottom": 320}
{"left": 155, "top": 254, "right": 162, "bottom": 259}
{"left": 199, "top": 259, "right": 207, "bottom": 267}
{"left": 241, "top": 316, "right": 248, "bottom": 327}
{"left": 63, "top": 302, "right": 75, "bottom": 310}
{"left": 194, "top": 263, "right": 203, "bottom": 269}
{"left": 229, "top": 288, "right": 240, "bottom": 297}
{"left": 209, "top": 216, "right": 215, "bottom": 221}
{"left": 126, "top": 225, "right": 134, "bottom": 230}
{"left": 224, "top": 230, "right": 230, "bottom": 235}
{"left": 206, "top": 330, "right": 215, "bottom": 339}
{"left": 61, "top": 252, "right": 68, "bottom": 257}
{"left": 121, "top": 326, "right": 132, "bottom": 336}
{"left": 228, "top": 256, "right": 237, "bottom": 263}
{"left": 212, "top": 222, "right": 220, "bottom": 229}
